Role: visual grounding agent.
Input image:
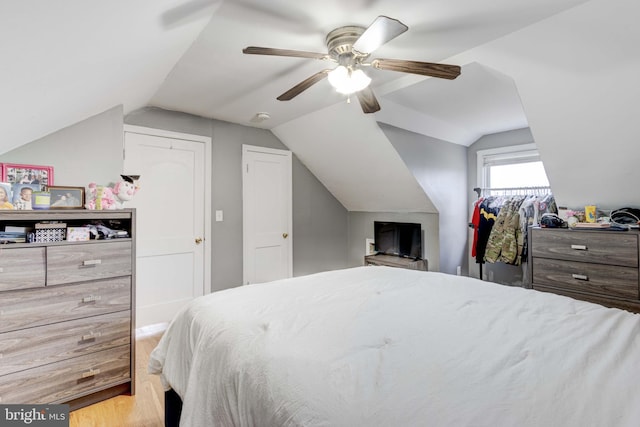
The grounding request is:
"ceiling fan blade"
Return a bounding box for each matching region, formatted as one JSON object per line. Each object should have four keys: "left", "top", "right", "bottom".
{"left": 277, "top": 70, "right": 331, "bottom": 101}
{"left": 372, "top": 58, "right": 461, "bottom": 80}
{"left": 356, "top": 87, "right": 381, "bottom": 114}
{"left": 243, "top": 46, "right": 329, "bottom": 60}
{"left": 352, "top": 16, "right": 408, "bottom": 55}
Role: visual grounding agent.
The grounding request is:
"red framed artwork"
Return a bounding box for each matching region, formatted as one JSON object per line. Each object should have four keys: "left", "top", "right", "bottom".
{"left": 0, "top": 163, "right": 54, "bottom": 190}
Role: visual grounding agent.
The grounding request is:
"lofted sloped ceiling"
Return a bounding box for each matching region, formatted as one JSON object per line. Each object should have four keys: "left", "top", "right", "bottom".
{"left": 150, "top": 0, "right": 589, "bottom": 141}
{"left": 272, "top": 101, "right": 437, "bottom": 213}
{"left": 0, "top": 0, "right": 217, "bottom": 154}
{"left": 0, "top": 0, "right": 595, "bottom": 213}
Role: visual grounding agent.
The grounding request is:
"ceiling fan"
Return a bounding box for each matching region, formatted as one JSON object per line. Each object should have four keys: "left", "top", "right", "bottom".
{"left": 243, "top": 15, "right": 461, "bottom": 114}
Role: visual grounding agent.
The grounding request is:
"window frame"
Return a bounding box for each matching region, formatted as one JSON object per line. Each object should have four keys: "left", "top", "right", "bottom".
{"left": 476, "top": 143, "right": 548, "bottom": 190}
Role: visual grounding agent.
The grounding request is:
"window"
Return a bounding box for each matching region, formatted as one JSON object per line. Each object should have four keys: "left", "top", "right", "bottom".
{"left": 477, "top": 143, "right": 549, "bottom": 191}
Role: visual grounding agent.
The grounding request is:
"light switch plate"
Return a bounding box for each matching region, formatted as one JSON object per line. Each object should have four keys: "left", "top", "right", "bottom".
{"left": 215, "top": 210, "right": 223, "bottom": 222}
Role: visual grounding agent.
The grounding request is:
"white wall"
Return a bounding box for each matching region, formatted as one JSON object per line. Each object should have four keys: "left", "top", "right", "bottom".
{"left": 0, "top": 105, "right": 124, "bottom": 187}
{"left": 451, "top": 0, "right": 640, "bottom": 210}
{"left": 125, "top": 107, "right": 349, "bottom": 291}
{"left": 347, "top": 211, "right": 440, "bottom": 272}
{"left": 379, "top": 123, "right": 468, "bottom": 275}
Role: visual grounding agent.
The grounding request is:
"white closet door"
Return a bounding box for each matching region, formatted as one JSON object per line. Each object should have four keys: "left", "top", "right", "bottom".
{"left": 124, "top": 126, "right": 210, "bottom": 328}
{"left": 242, "top": 145, "right": 292, "bottom": 285}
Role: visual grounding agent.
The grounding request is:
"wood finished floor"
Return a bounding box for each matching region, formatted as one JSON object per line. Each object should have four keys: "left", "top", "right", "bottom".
{"left": 69, "top": 333, "right": 164, "bottom": 427}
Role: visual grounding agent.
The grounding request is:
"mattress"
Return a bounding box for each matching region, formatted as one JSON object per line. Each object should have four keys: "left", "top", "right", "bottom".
{"left": 148, "top": 266, "right": 640, "bottom": 426}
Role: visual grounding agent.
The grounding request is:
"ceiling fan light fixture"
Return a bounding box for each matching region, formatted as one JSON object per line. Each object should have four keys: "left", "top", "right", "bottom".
{"left": 327, "top": 66, "right": 371, "bottom": 95}
{"left": 242, "top": 15, "right": 460, "bottom": 114}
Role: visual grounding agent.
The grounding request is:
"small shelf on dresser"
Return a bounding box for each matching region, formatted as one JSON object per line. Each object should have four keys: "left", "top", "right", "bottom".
{"left": 527, "top": 226, "right": 640, "bottom": 313}
{"left": 364, "top": 254, "right": 428, "bottom": 271}
{"left": 0, "top": 209, "right": 136, "bottom": 410}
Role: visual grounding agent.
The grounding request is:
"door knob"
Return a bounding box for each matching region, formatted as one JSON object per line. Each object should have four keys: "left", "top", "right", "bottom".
{"left": 195, "top": 237, "right": 203, "bottom": 244}
{"left": 282, "top": 233, "right": 289, "bottom": 239}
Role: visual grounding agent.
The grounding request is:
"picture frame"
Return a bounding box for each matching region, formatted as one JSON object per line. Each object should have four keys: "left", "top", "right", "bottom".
{"left": 0, "top": 182, "right": 12, "bottom": 210}
{"left": 48, "top": 186, "right": 85, "bottom": 209}
{"left": 11, "top": 183, "right": 39, "bottom": 210}
{"left": 1, "top": 163, "right": 54, "bottom": 190}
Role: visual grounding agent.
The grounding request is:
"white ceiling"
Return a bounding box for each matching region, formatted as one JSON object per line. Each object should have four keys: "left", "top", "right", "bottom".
{"left": 0, "top": 0, "right": 590, "bottom": 152}
{"left": 0, "top": 0, "right": 592, "bottom": 214}
{"left": 150, "top": 0, "right": 588, "bottom": 145}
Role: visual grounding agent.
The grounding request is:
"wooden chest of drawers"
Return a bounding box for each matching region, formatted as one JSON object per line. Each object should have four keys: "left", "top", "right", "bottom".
{"left": 0, "top": 210, "right": 135, "bottom": 410}
{"left": 528, "top": 227, "right": 640, "bottom": 313}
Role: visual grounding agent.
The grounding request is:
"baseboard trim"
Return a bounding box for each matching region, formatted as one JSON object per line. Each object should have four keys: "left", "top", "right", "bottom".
{"left": 135, "top": 322, "right": 169, "bottom": 339}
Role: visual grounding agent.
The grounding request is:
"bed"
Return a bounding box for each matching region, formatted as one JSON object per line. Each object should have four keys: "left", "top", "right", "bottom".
{"left": 148, "top": 266, "right": 640, "bottom": 426}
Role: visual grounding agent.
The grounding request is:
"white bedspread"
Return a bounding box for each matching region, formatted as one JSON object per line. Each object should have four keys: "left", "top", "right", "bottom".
{"left": 148, "top": 266, "right": 640, "bottom": 426}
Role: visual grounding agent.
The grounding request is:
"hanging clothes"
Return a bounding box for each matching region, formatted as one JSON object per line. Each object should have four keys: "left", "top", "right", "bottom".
{"left": 475, "top": 196, "right": 500, "bottom": 264}
{"left": 499, "top": 195, "right": 526, "bottom": 265}
{"left": 470, "top": 197, "right": 484, "bottom": 258}
{"left": 518, "top": 193, "right": 557, "bottom": 262}
{"left": 516, "top": 195, "right": 537, "bottom": 262}
{"left": 485, "top": 196, "right": 525, "bottom": 264}
{"left": 471, "top": 189, "right": 556, "bottom": 268}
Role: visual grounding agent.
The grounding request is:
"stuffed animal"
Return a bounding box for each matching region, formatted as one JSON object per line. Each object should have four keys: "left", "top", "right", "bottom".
{"left": 86, "top": 183, "right": 116, "bottom": 210}
{"left": 112, "top": 175, "right": 139, "bottom": 209}
{"left": 85, "top": 175, "right": 139, "bottom": 210}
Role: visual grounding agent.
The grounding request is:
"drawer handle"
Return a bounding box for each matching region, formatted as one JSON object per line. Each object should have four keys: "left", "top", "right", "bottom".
{"left": 81, "top": 332, "right": 102, "bottom": 341}
{"left": 83, "top": 259, "right": 102, "bottom": 266}
{"left": 572, "top": 273, "right": 589, "bottom": 281}
{"left": 82, "top": 295, "right": 102, "bottom": 303}
{"left": 81, "top": 368, "right": 101, "bottom": 378}
{"left": 571, "top": 244, "right": 587, "bottom": 251}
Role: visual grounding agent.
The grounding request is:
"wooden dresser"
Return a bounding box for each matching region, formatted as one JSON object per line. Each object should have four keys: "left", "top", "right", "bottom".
{"left": 365, "top": 254, "right": 428, "bottom": 271}
{"left": 0, "top": 209, "right": 135, "bottom": 410}
{"left": 528, "top": 227, "right": 640, "bottom": 313}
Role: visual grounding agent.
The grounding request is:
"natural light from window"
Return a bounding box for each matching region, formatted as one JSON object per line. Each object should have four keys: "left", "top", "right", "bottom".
{"left": 489, "top": 161, "right": 549, "bottom": 188}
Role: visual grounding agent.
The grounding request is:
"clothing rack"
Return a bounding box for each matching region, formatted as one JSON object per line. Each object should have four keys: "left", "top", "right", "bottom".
{"left": 473, "top": 186, "right": 551, "bottom": 198}
{"left": 471, "top": 186, "right": 553, "bottom": 281}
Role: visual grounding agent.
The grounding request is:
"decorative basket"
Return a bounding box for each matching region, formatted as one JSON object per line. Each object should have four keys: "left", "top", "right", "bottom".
{"left": 34, "top": 222, "right": 67, "bottom": 242}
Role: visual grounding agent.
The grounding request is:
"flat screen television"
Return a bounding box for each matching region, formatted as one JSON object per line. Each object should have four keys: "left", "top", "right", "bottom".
{"left": 374, "top": 221, "right": 422, "bottom": 260}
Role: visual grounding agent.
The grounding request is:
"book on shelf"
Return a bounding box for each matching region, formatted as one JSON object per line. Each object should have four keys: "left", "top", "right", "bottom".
{"left": 0, "top": 231, "right": 27, "bottom": 243}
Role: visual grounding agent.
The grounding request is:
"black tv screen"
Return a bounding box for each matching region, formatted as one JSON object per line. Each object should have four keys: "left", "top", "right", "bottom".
{"left": 374, "top": 221, "right": 422, "bottom": 259}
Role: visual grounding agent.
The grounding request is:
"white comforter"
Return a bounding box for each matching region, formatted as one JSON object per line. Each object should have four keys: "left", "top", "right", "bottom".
{"left": 148, "top": 266, "right": 640, "bottom": 427}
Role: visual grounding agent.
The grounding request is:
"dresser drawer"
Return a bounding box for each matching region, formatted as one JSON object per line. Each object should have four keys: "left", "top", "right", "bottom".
{"left": 530, "top": 229, "right": 638, "bottom": 267}
{"left": 0, "top": 310, "right": 130, "bottom": 376}
{"left": 0, "top": 345, "right": 130, "bottom": 404}
{"left": 47, "top": 241, "right": 132, "bottom": 286}
{"left": 0, "top": 277, "right": 131, "bottom": 333}
{"left": 0, "top": 247, "right": 46, "bottom": 291}
{"left": 533, "top": 284, "right": 640, "bottom": 313}
{"left": 532, "top": 257, "right": 639, "bottom": 299}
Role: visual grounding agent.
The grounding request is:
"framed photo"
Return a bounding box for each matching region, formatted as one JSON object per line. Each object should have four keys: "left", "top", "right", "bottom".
{"left": 48, "top": 186, "right": 85, "bottom": 209}
{"left": 0, "top": 182, "right": 12, "bottom": 210}
{"left": 11, "top": 183, "right": 39, "bottom": 210}
{"left": 1, "top": 163, "right": 54, "bottom": 190}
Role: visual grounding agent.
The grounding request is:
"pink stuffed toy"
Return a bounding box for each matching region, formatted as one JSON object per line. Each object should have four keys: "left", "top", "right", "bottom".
{"left": 86, "top": 175, "right": 139, "bottom": 210}
{"left": 112, "top": 175, "right": 139, "bottom": 209}
{"left": 86, "top": 183, "right": 116, "bottom": 210}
